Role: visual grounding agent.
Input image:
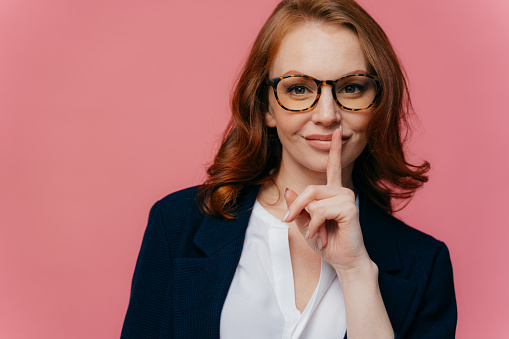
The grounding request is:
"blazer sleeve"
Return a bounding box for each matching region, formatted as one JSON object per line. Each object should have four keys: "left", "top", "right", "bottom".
{"left": 121, "top": 200, "right": 173, "bottom": 338}
{"left": 404, "top": 241, "right": 457, "bottom": 338}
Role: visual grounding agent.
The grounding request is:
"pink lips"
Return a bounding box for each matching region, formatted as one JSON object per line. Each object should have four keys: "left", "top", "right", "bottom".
{"left": 304, "top": 134, "right": 349, "bottom": 151}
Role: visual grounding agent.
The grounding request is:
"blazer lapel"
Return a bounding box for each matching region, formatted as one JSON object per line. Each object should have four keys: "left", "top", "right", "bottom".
{"left": 359, "top": 194, "right": 417, "bottom": 335}
{"left": 172, "top": 186, "right": 259, "bottom": 339}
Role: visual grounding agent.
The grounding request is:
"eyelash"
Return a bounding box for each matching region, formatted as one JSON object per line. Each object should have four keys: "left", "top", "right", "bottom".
{"left": 287, "top": 85, "right": 313, "bottom": 94}
{"left": 339, "top": 84, "right": 365, "bottom": 93}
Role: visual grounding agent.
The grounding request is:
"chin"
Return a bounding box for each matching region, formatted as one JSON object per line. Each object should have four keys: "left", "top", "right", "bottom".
{"left": 302, "top": 158, "right": 329, "bottom": 174}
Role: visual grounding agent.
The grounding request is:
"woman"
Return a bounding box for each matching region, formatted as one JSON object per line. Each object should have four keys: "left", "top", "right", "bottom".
{"left": 121, "top": 0, "right": 457, "bottom": 338}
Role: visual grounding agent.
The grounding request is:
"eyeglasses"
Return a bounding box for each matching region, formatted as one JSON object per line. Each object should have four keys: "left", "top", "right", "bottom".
{"left": 267, "top": 73, "right": 379, "bottom": 112}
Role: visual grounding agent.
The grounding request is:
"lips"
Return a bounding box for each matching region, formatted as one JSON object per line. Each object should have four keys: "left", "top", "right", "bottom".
{"left": 304, "top": 134, "right": 333, "bottom": 141}
{"left": 303, "top": 134, "right": 350, "bottom": 151}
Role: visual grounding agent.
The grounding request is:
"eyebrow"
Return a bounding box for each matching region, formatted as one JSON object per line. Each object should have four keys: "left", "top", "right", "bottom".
{"left": 277, "top": 69, "right": 370, "bottom": 78}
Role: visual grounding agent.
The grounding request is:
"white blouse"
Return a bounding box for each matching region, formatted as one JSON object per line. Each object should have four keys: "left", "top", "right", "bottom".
{"left": 220, "top": 199, "right": 350, "bottom": 338}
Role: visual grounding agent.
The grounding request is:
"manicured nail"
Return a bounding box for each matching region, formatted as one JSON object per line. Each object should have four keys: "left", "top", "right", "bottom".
{"left": 281, "top": 210, "right": 290, "bottom": 223}
{"left": 317, "top": 237, "right": 323, "bottom": 250}
{"left": 305, "top": 230, "right": 310, "bottom": 240}
{"left": 339, "top": 125, "right": 343, "bottom": 137}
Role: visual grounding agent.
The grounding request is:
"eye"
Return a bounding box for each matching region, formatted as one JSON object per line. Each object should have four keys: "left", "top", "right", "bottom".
{"left": 340, "top": 84, "right": 364, "bottom": 94}
{"left": 287, "top": 85, "right": 310, "bottom": 95}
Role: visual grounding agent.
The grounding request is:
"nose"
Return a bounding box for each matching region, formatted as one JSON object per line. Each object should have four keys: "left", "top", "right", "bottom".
{"left": 311, "top": 84, "right": 341, "bottom": 126}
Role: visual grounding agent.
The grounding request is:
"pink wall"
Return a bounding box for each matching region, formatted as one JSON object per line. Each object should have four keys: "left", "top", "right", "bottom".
{"left": 1, "top": 0, "right": 507, "bottom": 337}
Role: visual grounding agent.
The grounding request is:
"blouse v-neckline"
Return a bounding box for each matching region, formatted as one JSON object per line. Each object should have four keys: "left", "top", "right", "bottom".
{"left": 220, "top": 200, "right": 345, "bottom": 339}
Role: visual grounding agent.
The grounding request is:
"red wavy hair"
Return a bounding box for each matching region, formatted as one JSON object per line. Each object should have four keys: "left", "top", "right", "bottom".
{"left": 198, "top": 0, "right": 429, "bottom": 219}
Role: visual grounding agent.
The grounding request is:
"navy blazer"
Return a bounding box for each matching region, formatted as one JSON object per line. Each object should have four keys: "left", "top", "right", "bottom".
{"left": 121, "top": 186, "right": 457, "bottom": 338}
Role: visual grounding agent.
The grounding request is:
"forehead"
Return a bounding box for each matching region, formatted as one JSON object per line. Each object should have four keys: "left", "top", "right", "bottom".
{"left": 270, "top": 22, "right": 367, "bottom": 79}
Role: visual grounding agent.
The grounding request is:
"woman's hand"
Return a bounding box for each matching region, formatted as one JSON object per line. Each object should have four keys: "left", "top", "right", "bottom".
{"left": 282, "top": 128, "right": 394, "bottom": 338}
{"left": 281, "top": 128, "right": 372, "bottom": 274}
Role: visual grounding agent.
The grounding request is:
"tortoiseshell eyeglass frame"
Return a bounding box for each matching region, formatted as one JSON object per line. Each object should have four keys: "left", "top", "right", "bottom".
{"left": 266, "top": 73, "right": 380, "bottom": 112}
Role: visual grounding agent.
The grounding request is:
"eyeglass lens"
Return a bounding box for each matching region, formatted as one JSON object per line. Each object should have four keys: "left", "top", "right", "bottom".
{"left": 276, "top": 75, "right": 377, "bottom": 111}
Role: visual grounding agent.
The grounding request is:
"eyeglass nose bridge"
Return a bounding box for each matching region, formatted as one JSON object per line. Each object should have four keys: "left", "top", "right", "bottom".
{"left": 311, "top": 79, "right": 339, "bottom": 110}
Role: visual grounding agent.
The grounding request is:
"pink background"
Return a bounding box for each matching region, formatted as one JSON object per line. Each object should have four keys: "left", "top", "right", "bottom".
{"left": 1, "top": 0, "right": 508, "bottom": 337}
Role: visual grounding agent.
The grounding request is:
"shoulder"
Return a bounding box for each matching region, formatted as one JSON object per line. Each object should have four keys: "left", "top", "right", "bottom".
{"left": 385, "top": 209, "right": 445, "bottom": 256}
{"left": 359, "top": 194, "right": 451, "bottom": 272}
{"left": 148, "top": 185, "right": 258, "bottom": 259}
{"left": 151, "top": 185, "right": 205, "bottom": 222}
{"left": 154, "top": 184, "right": 259, "bottom": 219}
{"left": 157, "top": 185, "right": 201, "bottom": 208}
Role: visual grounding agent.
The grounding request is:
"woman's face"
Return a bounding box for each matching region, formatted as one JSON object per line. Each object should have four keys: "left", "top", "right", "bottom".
{"left": 265, "top": 22, "right": 373, "bottom": 182}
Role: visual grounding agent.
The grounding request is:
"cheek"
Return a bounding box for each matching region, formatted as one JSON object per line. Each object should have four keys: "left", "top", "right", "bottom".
{"left": 274, "top": 114, "right": 308, "bottom": 140}
{"left": 268, "top": 104, "right": 295, "bottom": 134}
{"left": 350, "top": 112, "right": 372, "bottom": 135}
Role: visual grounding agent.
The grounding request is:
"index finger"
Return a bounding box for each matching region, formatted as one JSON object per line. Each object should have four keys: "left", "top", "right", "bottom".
{"left": 326, "top": 126, "right": 342, "bottom": 188}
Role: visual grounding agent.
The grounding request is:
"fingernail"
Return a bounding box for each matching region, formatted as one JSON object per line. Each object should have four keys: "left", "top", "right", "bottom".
{"left": 305, "top": 230, "right": 309, "bottom": 240}
{"left": 317, "top": 237, "right": 323, "bottom": 250}
{"left": 339, "top": 125, "right": 343, "bottom": 137}
{"left": 281, "top": 210, "right": 290, "bottom": 223}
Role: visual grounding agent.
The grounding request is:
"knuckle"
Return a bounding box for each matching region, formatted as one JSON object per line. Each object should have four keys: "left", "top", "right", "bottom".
{"left": 307, "top": 185, "right": 319, "bottom": 195}
{"left": 308, "top": 201, "right": 326, "bottom": 217}
{"left": 342, "top": 204, "right": 358, "bottom": 218}
{"left": 339, "top": 187, "right": 355, "bottom": 197}
{"left": 315, "top": 205, "right": 327, "bottom": 217}
{"left": 346, "top": 189, "right": 355, "bottom": 199}
{"left": 310, "top": 208, "right": 327, "bottom": 225}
